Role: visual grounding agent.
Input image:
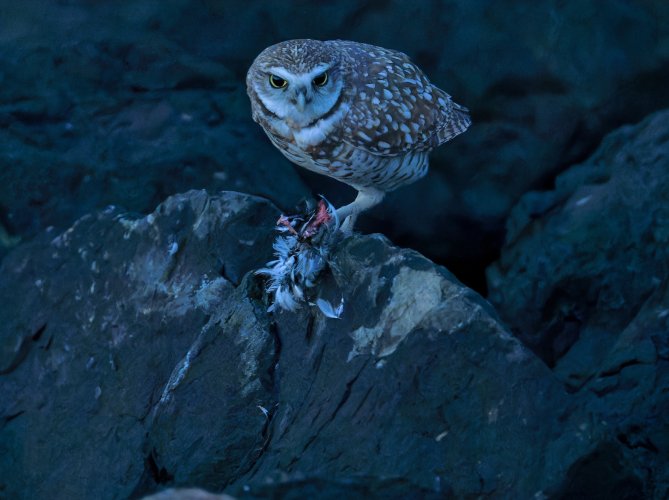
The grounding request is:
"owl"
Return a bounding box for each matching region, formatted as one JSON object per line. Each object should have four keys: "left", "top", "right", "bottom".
{"left": 246, "top": 39, "right": 470, "bottom": 231}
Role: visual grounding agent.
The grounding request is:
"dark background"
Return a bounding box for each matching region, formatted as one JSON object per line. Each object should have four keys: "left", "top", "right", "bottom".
{"left": 2, "top": 0, "right": 668, "bottom": 293}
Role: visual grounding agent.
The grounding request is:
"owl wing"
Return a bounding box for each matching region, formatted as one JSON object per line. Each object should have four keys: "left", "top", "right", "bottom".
{"left": 340, "top": 45, "right": 469, "bottom": 156}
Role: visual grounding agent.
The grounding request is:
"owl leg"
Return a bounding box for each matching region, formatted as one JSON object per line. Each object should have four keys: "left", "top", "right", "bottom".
{"left": 336, "top": 188, "right": 385, "bottom": 233}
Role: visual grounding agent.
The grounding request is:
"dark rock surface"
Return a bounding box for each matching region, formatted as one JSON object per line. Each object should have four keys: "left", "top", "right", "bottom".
{"left": 143, "top": 489, "right": 234, "bottom": 500}
{"left": 2, "top": 0, "right": 669, "bottom": 292}
{"left": 1, "top": 188, "right": 636, "bottom": 499}
{"left": 227, "top": 234, "right": 603, "bottom": 499}
{"left": 488, "top": 109, "right": 669, "bottom": 497}
{"left": 0, "top": 190, "right": 280, "bottom": 499}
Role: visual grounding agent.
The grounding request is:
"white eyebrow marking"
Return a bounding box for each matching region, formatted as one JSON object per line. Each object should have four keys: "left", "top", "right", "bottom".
{"left": 266, "top": 67, "right": 294, "bottom": 80}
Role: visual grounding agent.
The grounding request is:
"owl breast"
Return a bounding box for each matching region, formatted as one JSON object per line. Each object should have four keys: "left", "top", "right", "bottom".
{"left": 262, "top": 119, "right": 429, "bottom": 192}
{"left": 255, "top": 89, "right": 431, "bottom": 192}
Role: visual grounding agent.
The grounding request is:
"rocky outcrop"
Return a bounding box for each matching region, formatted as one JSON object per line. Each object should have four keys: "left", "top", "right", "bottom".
{"left": 0, "top": 191, "right": 279, "bottom": 499}
{"left": 1, "top": 189, "right": 624, "bottom": 499}
{"left": 0, "top": 2, "right": 311, "bottom": 244}
{"left": 229, "top": 234, "right": 600, "bottom": 498}
{"left": 143, "top": 489, "right": 234, "bottom": 500}
{"left": 488, "top": 109, "right": 669, "bottom": 497}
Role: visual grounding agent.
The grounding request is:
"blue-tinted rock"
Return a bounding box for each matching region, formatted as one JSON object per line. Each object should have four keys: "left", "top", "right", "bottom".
{"left": 230, "top": 234, "right": 601, "bottom": 498}
{"left": 0, "top": 191, "right": 280, "bottom": 499}
{"left": 0, "top": 190, "right": 613, "bottom": 499}
{"left": 488, "top": 109, "right": 669, "bottom": 497}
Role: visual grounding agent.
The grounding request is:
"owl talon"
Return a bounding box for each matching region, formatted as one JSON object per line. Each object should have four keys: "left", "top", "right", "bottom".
{"left": 338, "top": 215, "right": 357, "bottom": 235}
{"left": 334, "top": 188, "right": 385, "bottom": 233}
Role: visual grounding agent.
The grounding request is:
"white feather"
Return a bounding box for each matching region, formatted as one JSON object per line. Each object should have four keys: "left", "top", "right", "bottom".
{"left": 315, "top": 297, "right": 344, "bottom": 319}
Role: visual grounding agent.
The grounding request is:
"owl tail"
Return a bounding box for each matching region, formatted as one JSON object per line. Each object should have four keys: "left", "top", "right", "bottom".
{"left": 436, "top": 98, "right": 471, "bottom": 145}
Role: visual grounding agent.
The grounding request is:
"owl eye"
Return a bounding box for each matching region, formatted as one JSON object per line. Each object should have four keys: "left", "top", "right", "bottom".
{"left": 269, "top": 74, "right": 288, "bottom": 89}
{"left": 312, "top": 72, "right": 328, "bottom": 87}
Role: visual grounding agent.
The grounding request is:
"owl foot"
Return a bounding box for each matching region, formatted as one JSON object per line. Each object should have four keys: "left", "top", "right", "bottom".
{"left": 336, "top": 188, "right": 385, "bottom": 234}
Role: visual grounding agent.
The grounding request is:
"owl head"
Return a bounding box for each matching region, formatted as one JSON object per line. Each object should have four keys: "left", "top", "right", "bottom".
{"left": 247, "top": 39, "right": 345, "bottom": 128}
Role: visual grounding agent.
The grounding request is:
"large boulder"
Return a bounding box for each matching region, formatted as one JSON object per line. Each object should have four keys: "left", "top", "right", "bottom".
{"left": 488, "top": 109, "right": 669, "bottom": 496}
{"left": 0, "top": 191, "right": 280, "bottom": 499}
{"left": 0, "top": 189, "right": 625, "bottom": 499}
{"left": 227, "top": 234, "right": 602, "bottom": 498}
{"left": 488, "top": 109, "right": 669, "bottom": 381}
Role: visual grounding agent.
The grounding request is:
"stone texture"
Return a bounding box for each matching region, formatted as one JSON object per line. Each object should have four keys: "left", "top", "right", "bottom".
{"left": 488, "top": 109, "right": 669, "bottom": 382}
{"left": 230, "top": 234, "right": 601, "bottom": 499}
{"left": 488, "top": 109, "right": 669, "bottom": 497}
{"left": 0, "top": 0, "right": 311, "bottom": 243}
{"left": 0, "top": 190, "right": 280, "bottom": 499}
{"left": 143, "top": 488, "right": 235, "bottom": 500}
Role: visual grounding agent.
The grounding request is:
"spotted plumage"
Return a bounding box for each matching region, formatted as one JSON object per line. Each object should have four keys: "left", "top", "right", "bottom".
{"left": 247, "top": 39, "right": 470, "bottom": 231}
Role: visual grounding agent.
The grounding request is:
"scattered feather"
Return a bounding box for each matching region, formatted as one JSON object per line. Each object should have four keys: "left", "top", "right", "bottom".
{"left": 257, "top": 405, "right": 270, "bottom": 418}
{"left": 315, "top": 297, "right": 345, "bottom": 319}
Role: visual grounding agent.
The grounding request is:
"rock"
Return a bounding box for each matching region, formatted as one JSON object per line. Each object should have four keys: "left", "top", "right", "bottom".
{"left": 0, "top": 221, "right": 21, "bottom": 262}
{"left": 487, "top": 109, "right": 669, "bottom": 497}
{"left": 0, "top": 190, "right": 280, "bottom": 499}
{"left": 229, "top": 234, "right": 603, "bottom": 498}
{"left": 487, "top": 109, "right": 669, "bottom": 380}
{"left": 142, "top": 488, "right": 235, "bottom": 500}
{"left": 1, "top": 189, "right": 619, "bottom": 499}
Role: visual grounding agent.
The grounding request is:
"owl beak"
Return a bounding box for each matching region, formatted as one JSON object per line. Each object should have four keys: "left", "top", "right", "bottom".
{"left": 295, "top": 91, "right": 307, "bottom": 112}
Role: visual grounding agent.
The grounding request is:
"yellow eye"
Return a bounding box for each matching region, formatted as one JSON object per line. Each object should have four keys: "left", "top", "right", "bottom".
{"left": 269, "top": 74, "right": 288, "bottom": 89}
{"left": 312, "top": 72, "right": 328, "bottom": 87}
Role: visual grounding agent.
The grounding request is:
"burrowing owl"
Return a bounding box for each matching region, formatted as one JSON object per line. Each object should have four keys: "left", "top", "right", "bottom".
{"left": 247, "top": 39, "right": 470, "bottom": 231}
